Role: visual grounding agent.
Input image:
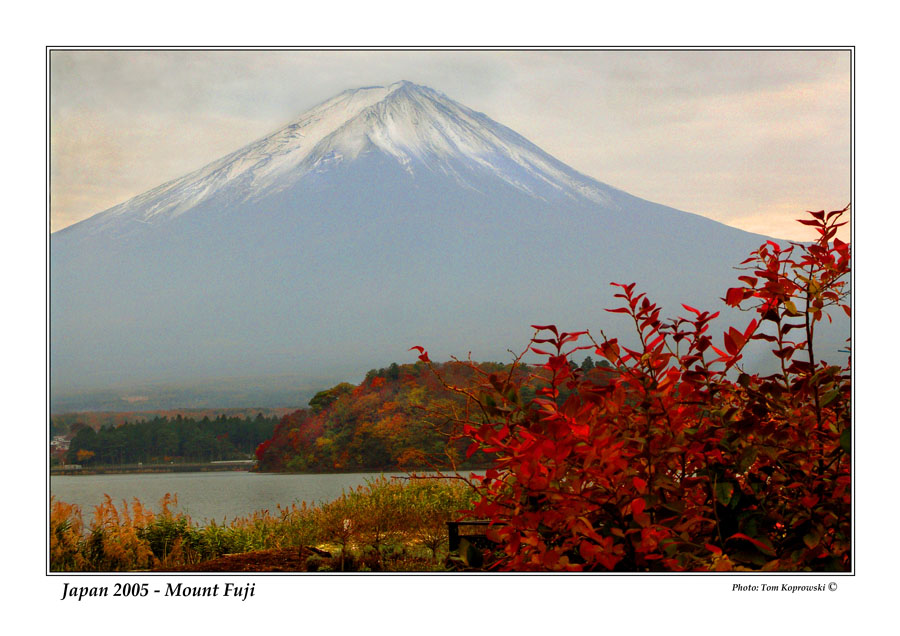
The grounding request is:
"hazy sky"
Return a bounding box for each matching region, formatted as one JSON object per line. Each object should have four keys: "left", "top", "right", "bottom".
{"left": 49, "top": 49, "right": 851, "bottom": 240}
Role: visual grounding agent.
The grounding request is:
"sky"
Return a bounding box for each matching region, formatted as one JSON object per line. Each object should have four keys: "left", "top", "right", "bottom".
{"left": 49, "top": 48, "right": 851, "bottom": 241}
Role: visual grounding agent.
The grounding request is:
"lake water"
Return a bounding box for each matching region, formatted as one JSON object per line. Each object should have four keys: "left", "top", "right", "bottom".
{"left": 49, "top": 471, "right": 442, "bottom": 525}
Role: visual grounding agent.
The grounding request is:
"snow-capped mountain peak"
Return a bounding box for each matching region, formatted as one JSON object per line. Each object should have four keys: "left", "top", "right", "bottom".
{"left": 64, "top": 81, "right": 611, "bottom": 235}
{"left": 309, "top": 81, "right": 609, "bottom": 202}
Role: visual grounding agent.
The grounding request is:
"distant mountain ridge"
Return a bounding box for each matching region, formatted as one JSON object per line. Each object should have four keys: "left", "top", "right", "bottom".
{"left": 50, "top": 81, "right": 849, "bottom": 410}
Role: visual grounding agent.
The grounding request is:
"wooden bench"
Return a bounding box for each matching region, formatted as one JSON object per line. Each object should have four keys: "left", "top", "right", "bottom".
{"left": 446, "top": 520, "right": 497, "bottom": 569}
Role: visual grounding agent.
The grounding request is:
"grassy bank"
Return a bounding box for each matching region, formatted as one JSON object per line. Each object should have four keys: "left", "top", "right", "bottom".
{"left": 50, "top": 475, "right": 477, "bottom": 572}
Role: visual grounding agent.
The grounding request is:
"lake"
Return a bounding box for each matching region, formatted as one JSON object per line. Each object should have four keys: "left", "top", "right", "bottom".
{"left": 49, "top": 471, "right": 447, "bottom": 525}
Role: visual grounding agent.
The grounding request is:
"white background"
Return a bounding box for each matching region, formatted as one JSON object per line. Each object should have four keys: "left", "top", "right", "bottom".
{"left": 4, "top": 2, "right": 890, "bottom": 633}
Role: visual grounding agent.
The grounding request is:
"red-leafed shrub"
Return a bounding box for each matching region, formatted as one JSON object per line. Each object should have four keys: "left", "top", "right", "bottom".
{"left": 415, "top": 206, "right": 850, "bottom": 571}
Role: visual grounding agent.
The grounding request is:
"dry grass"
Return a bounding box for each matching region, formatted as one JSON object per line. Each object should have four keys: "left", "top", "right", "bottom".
{"left": 49, "top": 476, "right": 476, "bottom": 572}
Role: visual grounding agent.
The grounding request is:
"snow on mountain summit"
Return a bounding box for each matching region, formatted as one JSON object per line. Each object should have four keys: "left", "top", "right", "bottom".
{"left": 314, "top": 82, "right": 610, "bottom": 202}
{"left": 62, "top": 81, "right": 613, "bottom": 235}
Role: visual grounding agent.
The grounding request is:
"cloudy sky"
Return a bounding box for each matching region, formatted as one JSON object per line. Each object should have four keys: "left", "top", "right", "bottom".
{"left": 49, "top": 49, "right": 851, "bottom": 240}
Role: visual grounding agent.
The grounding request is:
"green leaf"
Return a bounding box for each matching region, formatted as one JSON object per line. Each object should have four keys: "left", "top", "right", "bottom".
{"left": 738, "top": 447, "right": 758, "bottom": 473}
{"left": 715, "top": 481, "right": 735, "bottom": 506}
{"left": 803, "top": 527, "right": 822, "bottom": 550}
{"left": 821, "top": 388, "right": 841, "bottom": 407}
{"left": 840, "top": 428, "right": 851, "bottom": 454}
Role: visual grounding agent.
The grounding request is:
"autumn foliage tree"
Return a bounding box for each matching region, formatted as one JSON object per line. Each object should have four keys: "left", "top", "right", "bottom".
{"left": 414, "top": 206, "right": 851, "bottom": 571}
{"left": 255, "top": 361, "right": 510, "bottom": 472}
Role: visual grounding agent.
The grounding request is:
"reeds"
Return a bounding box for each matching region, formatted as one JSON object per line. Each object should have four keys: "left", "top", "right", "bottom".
{"left": 49, "top": 476, "right": 476, "bottom": 572}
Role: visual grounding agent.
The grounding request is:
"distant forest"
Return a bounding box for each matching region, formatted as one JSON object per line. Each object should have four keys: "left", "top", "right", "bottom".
{"left": 64, "top": 414, "right": 278, "bottom": 465}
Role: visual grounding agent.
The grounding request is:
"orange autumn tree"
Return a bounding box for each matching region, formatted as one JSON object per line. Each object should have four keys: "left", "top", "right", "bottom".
{"left": 413, "top": 206, "right": 851, "bottom": 571}
{"left": 255, "top": 360, "right": 508, "bottom": 472}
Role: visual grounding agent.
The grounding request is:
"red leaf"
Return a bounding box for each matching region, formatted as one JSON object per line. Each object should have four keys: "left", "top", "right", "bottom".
{"left": 631, "top": 497, "right": 646, "bottom": 515}
{"left": 599, "top": 340, "right": 620, "bottom": 361}
{"left": 743, "top": 318, "right": 758, "bottom": 340}
{"left": 723, "top": 332, "right": 737, "bottom": 356}
{"left": 647, "top": 334, "right": 666, "bottom": 351}
{"left": 579, "top": 541, "right": 596, "bottom": 562}
{"left": 547, "top": 355, "right": 568, "bottom": 371}
{"left": 633, "top": 510, "right": 650, "bottom": 528}
{"left": 633, "top": 477, "right": 647, "bottom": 494}
{"left": 725, "top": 287, "right": 746, "bottom": 307}
{"left": 610, "top": 282, "right": 637, "bottom": 295}
{"left": 801, "top": 495, "right": 819, "bottom": 508}
{"left": 728, "top": 326, "right": 745, "bottom": 350}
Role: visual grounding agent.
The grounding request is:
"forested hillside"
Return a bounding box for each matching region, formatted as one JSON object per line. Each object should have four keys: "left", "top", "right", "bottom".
{"left": 255, "top": 358, "right": 613, "bottom": 473}
{"left": 255, "top": 361, "right": 481, "bottom": 472}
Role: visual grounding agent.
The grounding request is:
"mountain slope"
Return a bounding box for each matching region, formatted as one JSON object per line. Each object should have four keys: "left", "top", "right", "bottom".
{"left": 50, "top": 81, "right": 848, "bottom": 409}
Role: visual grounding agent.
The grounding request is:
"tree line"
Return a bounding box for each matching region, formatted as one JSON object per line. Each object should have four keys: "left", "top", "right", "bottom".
{"left": 65, "top": 414, "right": 278, "bottom": 465}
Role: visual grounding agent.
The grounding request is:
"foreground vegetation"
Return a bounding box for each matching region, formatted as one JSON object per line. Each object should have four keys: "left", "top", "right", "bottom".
{"left": 411, "top": 207, "right": 851, "bottom": 571}
{"left": 50, "top": 476, "right": 476, "bottom": 572}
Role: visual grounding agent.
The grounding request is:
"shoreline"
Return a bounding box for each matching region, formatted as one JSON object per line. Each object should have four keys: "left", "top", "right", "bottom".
{"left": 50, "top": 464, "right": 492, "bottom": 477}
{"left": 50, "top": 462, "right": 256, "bottom": 476}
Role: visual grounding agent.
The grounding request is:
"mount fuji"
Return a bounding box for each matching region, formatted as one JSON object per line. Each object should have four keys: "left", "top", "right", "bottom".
{"left": 50, "top": 81, "right": 845, "bottom": 410}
